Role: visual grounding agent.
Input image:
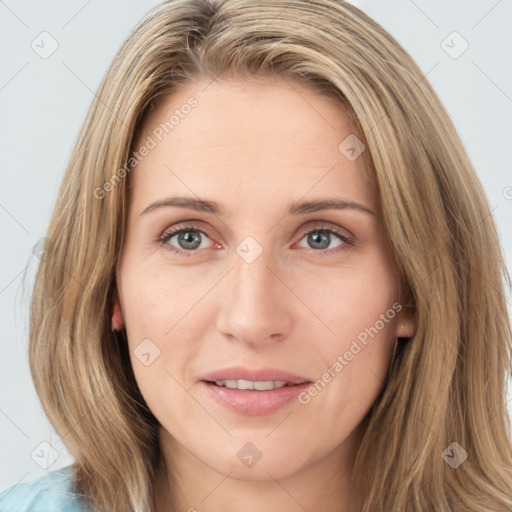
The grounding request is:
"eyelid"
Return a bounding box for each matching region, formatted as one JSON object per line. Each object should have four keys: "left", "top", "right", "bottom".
{"left": 159, "top": 221, "right": 217, "bottom": 247}
{"left": 158, "top": 219, "right": 356, "bottom": 255}
{"left": 295, "top": 220, "right": 355, "bottom": 243}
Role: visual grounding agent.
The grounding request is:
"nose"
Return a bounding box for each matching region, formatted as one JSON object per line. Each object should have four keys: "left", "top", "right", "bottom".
{"left": 215, "top": 248, "right": 293, "bottom": 348}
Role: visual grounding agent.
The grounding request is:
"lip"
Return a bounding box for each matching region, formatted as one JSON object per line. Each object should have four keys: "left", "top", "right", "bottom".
{"left": 200, "top": 366, "right": 312, "bottom": 416}
{"left": 200, "top": 366, "right": 310, "bottom": 385}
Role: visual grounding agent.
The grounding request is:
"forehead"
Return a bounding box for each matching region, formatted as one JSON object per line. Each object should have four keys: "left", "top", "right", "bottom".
{"left": 139, "top": 76, "right": 355, "bottom": 147}
{"left": 128, "top": 76, "right": 374, "bottom": 213}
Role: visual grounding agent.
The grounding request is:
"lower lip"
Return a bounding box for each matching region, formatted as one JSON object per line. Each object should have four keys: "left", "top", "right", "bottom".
{"left": 200, "top": 381, "right": 310, "bottom": 416}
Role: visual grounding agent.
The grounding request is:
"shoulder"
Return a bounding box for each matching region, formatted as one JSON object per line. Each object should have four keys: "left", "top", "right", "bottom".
{"left": 0, "top": 466, "right": 90, "bottom": 512}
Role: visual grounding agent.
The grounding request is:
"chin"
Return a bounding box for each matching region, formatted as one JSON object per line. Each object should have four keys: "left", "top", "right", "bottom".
{"left": 199, "top": 436, "right": 313, "bottom": 481}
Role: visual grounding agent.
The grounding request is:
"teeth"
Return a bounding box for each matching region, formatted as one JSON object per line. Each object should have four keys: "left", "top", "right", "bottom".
{"left": 214, "top": 379, "right": 288, "bottom": 390}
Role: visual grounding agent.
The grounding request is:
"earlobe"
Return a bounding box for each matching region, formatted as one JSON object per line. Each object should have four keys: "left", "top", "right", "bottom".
{"left": 398, "top": 307, "right": 416, "bottom": 339}
{"left": 112, "top": 291, "right": 124, "bottom": 332}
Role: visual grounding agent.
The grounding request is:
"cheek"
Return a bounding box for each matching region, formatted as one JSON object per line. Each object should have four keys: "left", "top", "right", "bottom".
{"left": 120, "top": 275, "right": 200, "bottom": 428}
{"left": 119, "top": 256, "right": 208, "bottom": 339}
{"left": 303, "top": 246, "right": 399, "bottom": 346}
{"left": 117, "top": 260, "right": 210, "bottom": 404}
{"left": 300, "top": 248, "right": 399, "bottom": 410}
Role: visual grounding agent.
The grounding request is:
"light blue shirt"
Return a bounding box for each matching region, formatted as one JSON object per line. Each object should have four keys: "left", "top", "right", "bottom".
{"left": 0, "top": 466, "right": 91, "bottom": 512}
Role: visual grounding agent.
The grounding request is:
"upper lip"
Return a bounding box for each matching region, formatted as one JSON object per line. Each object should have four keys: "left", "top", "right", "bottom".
{"left": 201, "top": 366, "right": 311, "bottom": 385}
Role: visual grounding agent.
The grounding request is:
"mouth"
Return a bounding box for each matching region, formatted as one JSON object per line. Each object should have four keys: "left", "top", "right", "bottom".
{"left": 200, "top": 366, "right": 311, "bottom": 386}
{"left": 205, "top": 379, "right": 305, "bottom": 391}
{"left": 199, "top": 368, "right": 312, "bottom": 415}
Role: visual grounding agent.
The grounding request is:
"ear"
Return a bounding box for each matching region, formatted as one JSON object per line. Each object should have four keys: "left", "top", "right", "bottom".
{"left": 396, "top": 301, "right": 416, "bottom": 338}
{"left": 111, "top": 288, "right": 124, "bottom": 331}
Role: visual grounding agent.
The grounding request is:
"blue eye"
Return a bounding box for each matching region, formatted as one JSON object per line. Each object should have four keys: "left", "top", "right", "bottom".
{"left": 297, "top": 227, "right": 351, "bottom": 253}
{"left": 160, "top": 226, "right": 213, "bottom": 256}
{"left": 159, "top": 223, "right": 354, "bottom": 257}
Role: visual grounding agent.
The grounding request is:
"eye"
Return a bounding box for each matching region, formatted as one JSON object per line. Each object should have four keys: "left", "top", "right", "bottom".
{"left": 296, "top": 224, "right": 354, "bottom": 255}
{"left": 158, "top": 222, "right": 355, "bottom": 257}
{"left": 159, "top": 225, "right": 215, "bottom": 256}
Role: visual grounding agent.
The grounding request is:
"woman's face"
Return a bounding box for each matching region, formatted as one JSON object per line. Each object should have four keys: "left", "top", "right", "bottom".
{"left": 114, "top": 76, "right": 414, "bottom": 482}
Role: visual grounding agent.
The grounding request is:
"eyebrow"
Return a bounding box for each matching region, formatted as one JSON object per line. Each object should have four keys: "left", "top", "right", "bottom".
{"left": 139, "top": 196, "right": 376, "bottom": 217}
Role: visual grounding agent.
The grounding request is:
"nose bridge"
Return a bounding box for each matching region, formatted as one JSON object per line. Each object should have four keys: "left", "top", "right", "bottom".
{"left": 216, "top": 243, "right": 292, "bottom": 345}
{"left": 233, "top": 248, "right": 275, "bottom": 302}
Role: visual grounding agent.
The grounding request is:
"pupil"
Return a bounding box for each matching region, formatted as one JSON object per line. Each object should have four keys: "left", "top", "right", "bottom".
{"left": 309, "top": 230, "right": 329, "bottom": 249}
{"left": 179, "top": 231, "right": 201, "bottom": 250}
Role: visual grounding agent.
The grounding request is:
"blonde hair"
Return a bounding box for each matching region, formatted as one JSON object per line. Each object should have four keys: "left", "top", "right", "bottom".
{"left": 29, "top": 0, "right": 512, "bottom": 510}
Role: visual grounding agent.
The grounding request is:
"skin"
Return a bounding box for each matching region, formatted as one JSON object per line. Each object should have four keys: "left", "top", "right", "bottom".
{"left": 113, "top": 76, "right": 416, "bottom": 512}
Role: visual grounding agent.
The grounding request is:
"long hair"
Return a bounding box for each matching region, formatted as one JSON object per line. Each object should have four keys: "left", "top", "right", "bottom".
{"left": 29, "top": 0, "right": 512, "bottom": 510}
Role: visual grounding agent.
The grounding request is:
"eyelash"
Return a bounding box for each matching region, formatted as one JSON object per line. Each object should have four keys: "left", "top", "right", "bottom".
{"left": 158, "top": 222, "right": 355, "bottom": 257}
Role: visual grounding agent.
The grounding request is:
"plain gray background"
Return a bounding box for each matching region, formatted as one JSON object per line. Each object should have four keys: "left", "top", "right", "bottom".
{"left": 1, "top": 0, "right": 511, "bottom": 491}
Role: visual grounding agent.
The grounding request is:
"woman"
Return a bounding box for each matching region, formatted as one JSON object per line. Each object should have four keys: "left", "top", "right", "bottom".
{"left": 1, "top": 0, "right": 511, "bottom": 510}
